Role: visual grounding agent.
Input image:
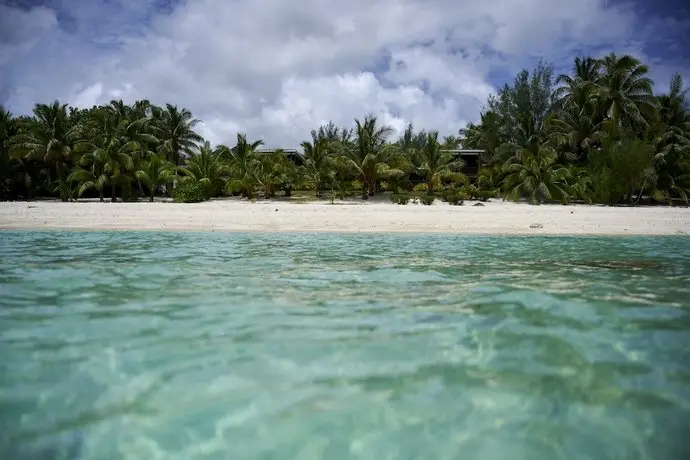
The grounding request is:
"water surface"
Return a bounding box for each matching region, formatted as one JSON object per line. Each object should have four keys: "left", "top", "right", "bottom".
{"left": 1, "top": 231, "right": 689, "bottom": 459}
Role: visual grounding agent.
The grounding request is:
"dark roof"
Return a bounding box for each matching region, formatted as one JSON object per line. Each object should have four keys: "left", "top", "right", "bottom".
{"left": 441, "top": 149, "right": 485, "bottom": 156}
{"left": 255, "top": 148, "right": 300, "bottom": 154}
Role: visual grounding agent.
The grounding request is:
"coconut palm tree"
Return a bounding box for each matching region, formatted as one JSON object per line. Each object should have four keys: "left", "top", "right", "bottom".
{"left": 502, "top": 146, "right": 572, "bottom": 204}
{"left": 476, "top": 165, "right": 502, "bottom": 194}
{"left": 68, "top": 149, "right": 110, "bottom": 202}
{"left": 9, "top": 101, "right": 79, "bottom": 187}
{"left": 135, "top": 154, "right": 175, "bottom": 201}
{"left": 596, "top": 53, "right": 658, "bottom": 128}
{"left": 253, "top": 150, "right": 298, "bottom": 198}
{"left": 413, "top": 131, "right": 464, "bottom": 194}
{"left": 340, "top": 115, "right": 401, "bottom": 198}
{"left": 649, "top": 73, "right": 690, "bottom": 203}
{"left": 460, "top": 111, "right": 506, "bottom": 164}
{"left": 552, "top": 56, "right": 602, "bottom": 110}
{"left": 153, "top": 104, "right": 204, "bottom": 165}
{"left": 0, "top": 106, "right": 17, "bottom": 200}
{"left": 546, "top": 104, "right": 601, "bottom": 163}
{"left": 220, "top": 133, "right": 263, "bottom": 198}
{"left": 301, "top": 136, "right": 333, "bottom": 197}
{"left": 73, "top": 108, "right": 153, "bottom": 201}
{"left": 396, "top": 122, "right": 428, "bottom": 156}
{"left": 181, "top": 141, "right": 227, "bottom": 199}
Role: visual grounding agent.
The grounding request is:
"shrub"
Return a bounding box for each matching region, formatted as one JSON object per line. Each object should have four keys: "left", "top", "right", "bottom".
{"left": 173, "top": 180, "right": 207, "bottom": 203}
{"left": 390, "top": 193, "right": 411, "bottom": 205}
{"left": 380, "top": 181, "right": 390, "bottom": 191}
{"left": 419, "top": 194, "right": 435, "bottom": 205}
{"left": 475, "top": 189, "right": 496, "bottom": 201}
{"left": 442, "top": 187, "right": 470, "bottom": 205}
{"left": 412, "top": 183, "right": 428, "bottom": 193}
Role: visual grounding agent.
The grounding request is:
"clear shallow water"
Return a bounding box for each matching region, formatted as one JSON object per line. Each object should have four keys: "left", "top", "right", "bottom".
{"left": 1, "top": 231, "right": 690, "bottom": 460}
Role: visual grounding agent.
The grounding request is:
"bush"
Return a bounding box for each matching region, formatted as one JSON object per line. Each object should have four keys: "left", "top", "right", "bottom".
{"left": 390, "top": 193, "right": 411, "bottom": 205}
{"left": 173, "top": 180, "right": 207, "bottom": 203}
{"left": 474, "top": 189, "right": 496, "bottom": 201}
{"left": 441, "top": 188, "right": 466, "bottom": 205}
{"left": 412, "top": 183, "right": 428, "bottom": 193}
{"left": 419, "top": 194, "right": 435, "bottom": 205}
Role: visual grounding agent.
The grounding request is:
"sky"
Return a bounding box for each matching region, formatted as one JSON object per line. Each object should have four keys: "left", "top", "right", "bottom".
{"left": 1, "top": 0, "right": 688, "bottom": 148}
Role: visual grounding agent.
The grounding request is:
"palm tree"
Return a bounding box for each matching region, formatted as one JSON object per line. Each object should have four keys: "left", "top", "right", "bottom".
{"left": 413, "top": 131, "right": 464, "bottom": 194}
{"left": 476, "top": 165, "right": 502, "bottom": 194}
{"left": 220, "top": 133, "right": 263, "bottom": 198}
{"left": 340, "top": 115, "right": 401, "bottom": 198}
{"left": 0, "top": 106, "right": 17, "bottom": 200}
{"left": 460, "top": 111, "right": 506, "bottom": 163}
{"left": 596, "top": 53, "right": 658, "bottom": 128}
{"left": 68, "top": 150, "right": 110, "bottom": 202}
{"left": 546, "top": 105, "right": 600, "bottom": 163}
{"left": 502, "top": 146, "right": 572, "bottom": 204}
{"left": 396, "top": 122, "right": 427, "bottom": 155}
{"left": 181, "top": 141, "right": 227, "bottom": 198}
{"left": 653, "top": 74, "right": 690, "bottom": 203}
{"left": 254, "top": 151, "right": 298, "bottom": 198}
{"left": 301, "top": 136, "right": 333, "bottom": 197}
{"left": 73, "top": 108, "right": 151, "bottom": 201}
{"left": 9, "top": 101, "right": 79, "bottom": 187}
{"left": 553, "top": 56, "right": 602, "bottom": 110}
{"left": 153, "top": 104, "right": 204, "bottom": 165}
{"left": 135, "top": 154, "right": 175, "bottom": 201}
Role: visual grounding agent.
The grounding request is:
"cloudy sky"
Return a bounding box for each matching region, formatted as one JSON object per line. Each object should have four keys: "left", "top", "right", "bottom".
{"left": 1, "top": 0, "right": 688, "bottom": 148}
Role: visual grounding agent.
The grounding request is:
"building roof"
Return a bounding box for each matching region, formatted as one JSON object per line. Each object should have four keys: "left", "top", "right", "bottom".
{"left": 441, "top": 149, "right": 485, "bottom": 156}
{"left": 255, "top": 148, "right": 300, "bottom": 154}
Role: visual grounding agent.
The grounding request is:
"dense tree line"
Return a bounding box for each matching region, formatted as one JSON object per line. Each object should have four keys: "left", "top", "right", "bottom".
{"left": 1, "top": 53, "right": 688, "bottom": 205}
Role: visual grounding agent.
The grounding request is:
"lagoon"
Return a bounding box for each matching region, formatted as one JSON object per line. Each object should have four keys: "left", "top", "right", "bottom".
{"left": 1, "top": 231, "right": 689, "bottom": 459}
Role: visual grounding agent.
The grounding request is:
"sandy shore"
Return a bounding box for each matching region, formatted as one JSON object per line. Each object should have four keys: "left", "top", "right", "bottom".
{"left": 0, "top": 199, "right": 689, "bottom": 235}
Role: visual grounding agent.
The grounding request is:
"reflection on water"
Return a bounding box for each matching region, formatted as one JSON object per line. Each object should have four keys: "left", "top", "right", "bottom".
{"left": 1, "top": 231, "right": 690, "bottom": 459}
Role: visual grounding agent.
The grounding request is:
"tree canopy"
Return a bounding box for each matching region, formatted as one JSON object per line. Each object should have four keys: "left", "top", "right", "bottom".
{"left": 1, "top": 52, "right": 688, "bottom": 205}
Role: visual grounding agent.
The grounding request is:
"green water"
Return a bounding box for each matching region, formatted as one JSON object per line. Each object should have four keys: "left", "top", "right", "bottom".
{"left": 1, "top": 231, "right": 689, "bottom": 459}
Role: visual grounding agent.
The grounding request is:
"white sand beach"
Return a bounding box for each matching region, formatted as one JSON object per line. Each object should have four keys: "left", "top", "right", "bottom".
{"left": 1, "top": 199, "right": 689, "bottom": 235}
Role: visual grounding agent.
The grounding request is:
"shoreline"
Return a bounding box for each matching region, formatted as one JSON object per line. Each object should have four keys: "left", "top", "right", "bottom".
{"left": 1, "top": 199, "right": 689, "bottom": 236}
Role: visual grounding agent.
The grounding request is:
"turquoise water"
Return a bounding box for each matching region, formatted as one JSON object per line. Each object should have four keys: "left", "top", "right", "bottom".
{"left": 1, "top": 231, "right": 690, "bottom": 459}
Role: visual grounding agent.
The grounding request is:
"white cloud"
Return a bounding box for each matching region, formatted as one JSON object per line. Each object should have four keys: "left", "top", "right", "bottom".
{"left": 1, "top": 0, "right": 686, "bottom": 148}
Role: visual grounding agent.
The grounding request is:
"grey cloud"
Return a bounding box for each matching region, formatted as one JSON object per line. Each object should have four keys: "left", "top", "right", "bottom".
{"left": 1, "top": 0, "right": 685, "bottom": 148}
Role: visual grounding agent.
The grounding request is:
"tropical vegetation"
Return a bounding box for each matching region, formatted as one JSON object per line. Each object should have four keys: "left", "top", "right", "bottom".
{"left": 1, "top": 53, "right": 688, "bottom": 205}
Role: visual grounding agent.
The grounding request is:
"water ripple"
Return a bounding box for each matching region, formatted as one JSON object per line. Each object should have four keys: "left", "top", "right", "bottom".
{"left": 1, "top": 231, "right": 689, "bottom": 459}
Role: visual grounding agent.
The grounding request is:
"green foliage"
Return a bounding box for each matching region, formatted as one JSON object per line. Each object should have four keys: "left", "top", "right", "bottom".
{"left": 502, "top": 146, "right": 572, "bottom": 204}
{"left": 418, "top": 194, "right": 435, "bottom": 205}
{"left": 589, "top": 134, "right": 657, "bottom": 205}
{"left": 441, "top": 188, "right": 467, "bottom": 205}
{"left": 2, "top": 51, "right": 688, "bottom": 208}
{"left": 351, "top": 180, "right": 364, "bottom": 193}
{"left": 172, "top": 180, "right": 207, "bottom": 203}
{"left": 474, "top": 189, "right": 496, "bottom": 202}
{"left": 390, "top": 193, "right": 411, "bottom": 205}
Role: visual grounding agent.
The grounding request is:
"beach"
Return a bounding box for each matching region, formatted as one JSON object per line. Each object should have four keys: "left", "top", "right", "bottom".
{"left": 1, "top": 199, "right": 689, "bottom": 234}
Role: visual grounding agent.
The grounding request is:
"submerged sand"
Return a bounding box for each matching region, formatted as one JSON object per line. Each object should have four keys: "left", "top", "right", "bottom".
{"left": 0, "top": 199, "right": 689, "bottom": 235}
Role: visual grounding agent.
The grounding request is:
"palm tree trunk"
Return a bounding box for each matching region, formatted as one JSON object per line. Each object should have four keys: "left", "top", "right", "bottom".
{"left": 634, "top": 175, "right": 650, "bottom": 206}
{"left": 111, "top": 183, "right": 117, "bottom": 202}
{"left": 99, "top": 189, "right": 104, "bottom": 202}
